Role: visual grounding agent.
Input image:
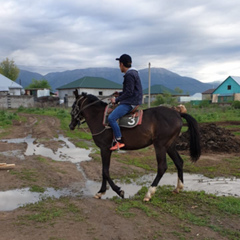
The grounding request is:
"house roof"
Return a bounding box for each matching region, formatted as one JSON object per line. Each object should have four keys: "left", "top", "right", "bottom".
{"left": 202, "top": 88, "right": 215, "bottom": 94}
{"left": 230, "top": 76, "right": 240, "bottom": 85}
{"left": 0, "top": 74, "right": 23, "bottom": 90}
{"left": 57, "top": 76, "right": 122, "bottom": 90}
{"left": 143, "top": 84, "right": 181, "bottom": 95}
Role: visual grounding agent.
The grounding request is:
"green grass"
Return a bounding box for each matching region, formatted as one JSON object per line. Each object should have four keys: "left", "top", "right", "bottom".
{"left": 0, "top": 109, "right": 20, "bottom": 137}
{"left": 112, "top": 186, "right": 240, "bottom": 240}
{"left": 10, "top": 168, "right": 39, "bottom": 182}
{"left": 2, "top": 104, "right": 240, "bottom": 145}
{"left": 182, "top": 155, "right": 240, "bottom": 178}
{"left": 110, "top": 147, "right": 240, "bottom": 179}
{"left": 18, "top": 197, "right": 84, "bottom": 224}
{"left": 0, "top": 110, "right": 20, "bottom": 125}
{"left": 29, "top": 185, "right": 45, "bottom": 193}
{"left": 187, "top": 106, "right": 240, "bottom": 123}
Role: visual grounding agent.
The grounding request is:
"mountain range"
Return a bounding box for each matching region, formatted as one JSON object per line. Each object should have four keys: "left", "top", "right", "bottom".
{"left": 16, "top": 67, "right": 220, "bottom": 95}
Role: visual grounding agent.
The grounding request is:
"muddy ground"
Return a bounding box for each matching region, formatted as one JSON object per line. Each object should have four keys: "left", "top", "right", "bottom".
{"left": 0, "top": 113, "right": 239, "bottom": 240}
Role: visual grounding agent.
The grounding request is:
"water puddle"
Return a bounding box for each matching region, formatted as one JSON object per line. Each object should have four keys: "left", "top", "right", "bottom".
{"left": 0, "top": 187, "right": 76, "bottom": 211}
{"left": 83, "top": 173, "right": 240, "bottom": 199}
{"left": 1, "top": 173, "right": 239, "bottom": 211}
{"left": 0, "top": 135, "right": 239, "bottom": 211}
{"left": 0, "top": 134, "right": 91, "bottom": 162}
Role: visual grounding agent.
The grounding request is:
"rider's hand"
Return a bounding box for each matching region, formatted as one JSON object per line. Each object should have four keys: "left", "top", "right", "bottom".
{"left": 110, "top": 97, "right": 116, "bottom": 104}
{"left": 113, "top": 91, "right": 119, "bottom": 97}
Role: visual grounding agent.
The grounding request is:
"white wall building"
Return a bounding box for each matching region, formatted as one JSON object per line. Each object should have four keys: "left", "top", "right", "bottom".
{"left": 0, "top": 74, "right": 24, "bottom": 95}
{"left": 178, "top": 93, "right": 202, "bottom": 102}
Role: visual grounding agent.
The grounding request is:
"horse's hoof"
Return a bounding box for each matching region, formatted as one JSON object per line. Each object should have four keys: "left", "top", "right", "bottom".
{"left": 119, "top": 190, "right": 125, "bottom": 199}
{"left": 143, "top": 197, "right": 151, "bottom": 202}
{"left": 94, "top": 192, "right": 105, "bottom": 199}
{"left": 172, "top": 189, "right": 180, "bottom": 194}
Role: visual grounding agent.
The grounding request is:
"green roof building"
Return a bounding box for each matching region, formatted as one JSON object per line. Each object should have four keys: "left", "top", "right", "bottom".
{"left": 57, "top": 76, "right": 122, "bottom": 99}
{"left": 143, "top": 84, "right": 180, "bottom": 95}
{"left": 143, "top": 84, "right": 183, "bottom": 104}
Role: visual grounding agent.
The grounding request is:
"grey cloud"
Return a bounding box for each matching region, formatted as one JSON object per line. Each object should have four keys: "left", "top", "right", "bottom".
{"left": 1, "top": 0, "right": 240, "bottom": 81}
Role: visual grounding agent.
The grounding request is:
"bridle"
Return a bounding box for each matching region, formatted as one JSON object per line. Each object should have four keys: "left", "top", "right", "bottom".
{"left": 71, "top": 96, "right": 88, "bottom": 124}
{"left": 71, "top": 94, "right": 113, "bottom": 135}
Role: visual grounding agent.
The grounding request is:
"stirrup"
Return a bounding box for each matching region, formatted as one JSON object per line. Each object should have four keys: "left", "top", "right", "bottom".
{"left": 110, "top": 142, "right": 125, "bottom": 151}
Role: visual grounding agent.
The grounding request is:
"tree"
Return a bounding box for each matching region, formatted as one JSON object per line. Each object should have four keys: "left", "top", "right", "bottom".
{"left": 153, "top": 92, "right": 177, "bottom": 106}
{"left": 0, "top": 58, "right": 20, "bottom": 81}
{"left": 26, "top": 79, "right": 51, "bottom": 89}
{"left": 174, "top": 87, "right": 183, "bottom": 94}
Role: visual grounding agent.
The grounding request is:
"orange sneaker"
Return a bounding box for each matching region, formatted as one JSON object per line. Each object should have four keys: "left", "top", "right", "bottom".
{"left": 110, "top": 142, "right": 125, "bottom": 151}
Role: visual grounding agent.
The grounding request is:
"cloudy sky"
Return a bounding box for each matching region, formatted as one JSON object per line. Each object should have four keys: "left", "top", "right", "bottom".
{"left": 1, "top": 0, "right": 240, "bottom": 82}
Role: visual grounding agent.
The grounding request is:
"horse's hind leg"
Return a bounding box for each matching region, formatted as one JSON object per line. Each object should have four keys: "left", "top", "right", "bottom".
{"left": 95, "top": 149, "right": 124, "bottom": 199}
{"left": 144, "top": 144, "right": 167, "bottom": 202}
{"left": 167, "top": 144, "right": 184, "bottom": 193}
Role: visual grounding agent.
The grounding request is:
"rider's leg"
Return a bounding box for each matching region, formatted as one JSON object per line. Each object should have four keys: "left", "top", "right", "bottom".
{"left": 108, "top": 104, "right": 132, "bottom": 150}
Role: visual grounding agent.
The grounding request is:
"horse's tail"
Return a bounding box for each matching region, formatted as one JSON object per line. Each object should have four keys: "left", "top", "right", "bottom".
{"left": 180, "top": 113, "right": 201, "bottom": 162}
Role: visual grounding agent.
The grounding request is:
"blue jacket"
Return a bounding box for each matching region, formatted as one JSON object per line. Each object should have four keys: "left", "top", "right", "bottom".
{"left": 115, "top": 68, "right": 143, "bottom": 105}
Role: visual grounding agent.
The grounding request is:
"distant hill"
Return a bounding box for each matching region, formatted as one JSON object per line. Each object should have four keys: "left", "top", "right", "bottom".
{"left": 16, "top": 67, "right": 220, "bottom": 95}
{"left": 17, "top": 70, "right": 45, "bottom": 86}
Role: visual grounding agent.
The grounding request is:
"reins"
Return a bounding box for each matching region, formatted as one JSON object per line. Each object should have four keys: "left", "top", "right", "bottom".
{"left": 73, "top": 94, "right": 113, "bottom": 136}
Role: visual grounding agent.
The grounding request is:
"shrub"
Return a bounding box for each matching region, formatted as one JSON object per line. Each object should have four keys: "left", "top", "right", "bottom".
{"left": 232, "top": 100, "right": 240, "bottom": 109}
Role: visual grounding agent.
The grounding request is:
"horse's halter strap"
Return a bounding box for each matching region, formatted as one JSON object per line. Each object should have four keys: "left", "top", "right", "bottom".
{"left": 71, "top": 96, "right": 86, "bottom": 123}
{"left": 72, "top": 96, "right": 104, "bottom": 123}
{"left": 71, "top": 94, "right": 112, "bottom": 135}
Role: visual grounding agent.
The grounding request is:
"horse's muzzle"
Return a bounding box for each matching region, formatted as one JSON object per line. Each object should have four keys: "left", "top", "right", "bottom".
{"left": 69, "top": 124, "right": 75, "bottom": 130}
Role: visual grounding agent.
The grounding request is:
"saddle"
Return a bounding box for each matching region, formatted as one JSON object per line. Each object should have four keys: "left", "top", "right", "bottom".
{"left": 103, "top": 105, "right": 143, "bottom": 128}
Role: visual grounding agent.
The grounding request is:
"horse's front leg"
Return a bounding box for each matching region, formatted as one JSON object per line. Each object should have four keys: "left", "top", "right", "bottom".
{"left": 94, "top": 149, "right": 124, "bottom": 199}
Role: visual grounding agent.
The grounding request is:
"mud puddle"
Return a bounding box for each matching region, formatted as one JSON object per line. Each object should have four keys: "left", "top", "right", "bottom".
{"left": 0, "top": 134, "right": 92, "bottom": 162}
{"left": 83, "top": 173, "right": 240, "bottom": 199}
{"left": 0, "top": 187, "right": 77, "bottom": 211}
{"left": 0, "top": 136, "right": 239, "bottom": 211}
{"left": 1, "top": 172, "right": 239, "bottom": 211}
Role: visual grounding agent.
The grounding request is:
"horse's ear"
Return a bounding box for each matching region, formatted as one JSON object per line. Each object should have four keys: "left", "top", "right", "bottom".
{"left": 73, "top": 89, "right": 79, "bottom": 98}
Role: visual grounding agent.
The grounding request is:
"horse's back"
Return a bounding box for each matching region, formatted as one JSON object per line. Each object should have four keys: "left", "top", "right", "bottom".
{"left": 143, "top": 106, "right": 182, "bottom": 123}
{"left": 142, "top": 106, "right": 183, "bottom": 134}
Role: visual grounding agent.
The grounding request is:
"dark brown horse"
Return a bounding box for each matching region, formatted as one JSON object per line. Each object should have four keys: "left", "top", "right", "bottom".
{"left": 69, "top": 90, "right": 201, "bottom": 201}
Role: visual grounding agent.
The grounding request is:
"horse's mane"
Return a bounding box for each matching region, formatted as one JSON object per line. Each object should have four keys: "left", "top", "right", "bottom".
{"left": 84, "top": 93, "right": 107, "bottom": 107}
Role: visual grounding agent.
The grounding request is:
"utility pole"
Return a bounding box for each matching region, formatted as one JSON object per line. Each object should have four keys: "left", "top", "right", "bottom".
{"left": 148, "top": 62, "right": 151, "bottom": 108}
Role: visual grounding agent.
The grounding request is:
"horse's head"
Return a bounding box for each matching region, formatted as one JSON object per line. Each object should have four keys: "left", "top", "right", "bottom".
{"left": 69, "top": 90, "right": 87, "bottom": 130}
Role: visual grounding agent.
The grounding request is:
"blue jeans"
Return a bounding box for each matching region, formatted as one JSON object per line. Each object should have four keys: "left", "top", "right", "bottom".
{"left": 108, "top": 104, "right": 133, "bottom": 139}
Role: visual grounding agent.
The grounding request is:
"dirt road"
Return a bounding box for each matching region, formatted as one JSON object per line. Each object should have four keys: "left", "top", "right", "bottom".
{"left": 0, "top": 113, "right": 239, "bottom": 240}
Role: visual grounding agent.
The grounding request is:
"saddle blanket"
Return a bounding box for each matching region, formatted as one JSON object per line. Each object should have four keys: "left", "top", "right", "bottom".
{"left": 103, "top": 105, "right": 143, "bottom": 128}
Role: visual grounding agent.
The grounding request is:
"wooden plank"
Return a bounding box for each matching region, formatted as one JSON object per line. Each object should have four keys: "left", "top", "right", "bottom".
{"left": 0, "top": 163, "right": 7, "bottom": 166}
{"left": 0, "top": 164, "right": 15, "bottom": 169}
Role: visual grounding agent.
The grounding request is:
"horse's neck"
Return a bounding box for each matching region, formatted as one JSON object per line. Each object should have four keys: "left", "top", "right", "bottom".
{"left": 84, "top": 105, "right": 105, "bottom": 129}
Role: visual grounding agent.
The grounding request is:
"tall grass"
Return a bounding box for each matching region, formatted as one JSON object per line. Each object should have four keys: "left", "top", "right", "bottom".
{"left": 0, "top": 110, "right": 19, "bottom": 127}
{"left": 2, "top": 104, "right": 240, "bottom": 136}
{"left": 179, "top": 104, "right": 240, "bottom": 123}
{"left": 144, "top": 102, "right": 240, "bottom": 123}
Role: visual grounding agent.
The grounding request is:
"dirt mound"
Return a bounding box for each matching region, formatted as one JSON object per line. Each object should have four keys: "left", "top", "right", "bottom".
{"left": 177, "top": 123, "right": 240, "bottom": 153}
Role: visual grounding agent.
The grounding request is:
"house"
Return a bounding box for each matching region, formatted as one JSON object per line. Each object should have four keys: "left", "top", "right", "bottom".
{"left": 0, "top": 74, "right": 34, "bottom": 108}
{"left": 143, "top": 84, "right": 183, "bottom": 103}
{"left": 0, "top": 74, "right": 24, "bottom": 96}
{"left": 57, "top": 76, "right": 122, "bottom": 100}
{"left": 212, "top": 76, "right": 240, "bottom": 103}
{"left": 202, "top": 89, "right": 215, "bottom": 100}
{"left": 25, "top": 88, "right": 50, "bottom": 98}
